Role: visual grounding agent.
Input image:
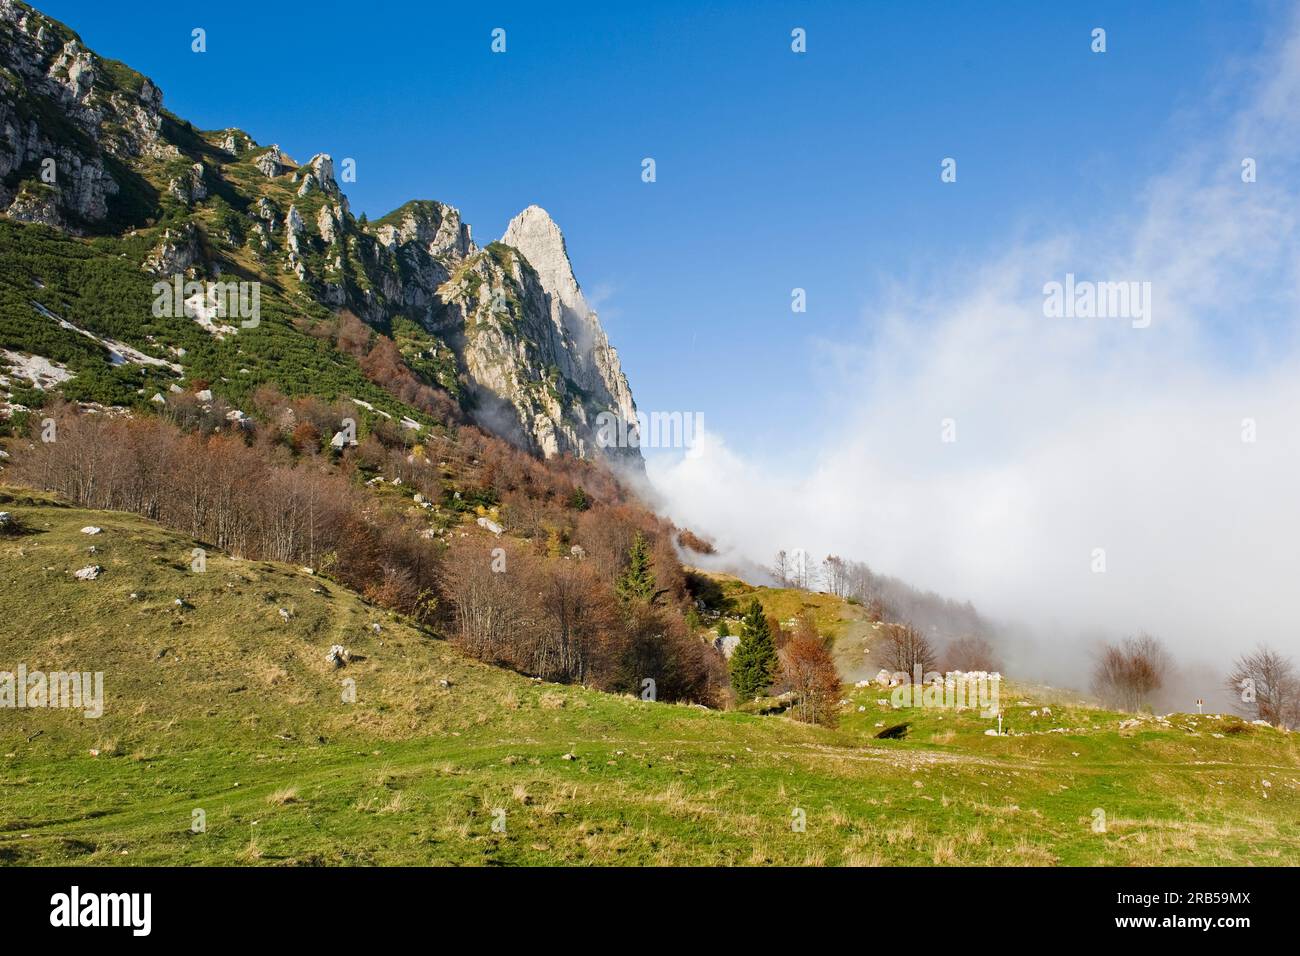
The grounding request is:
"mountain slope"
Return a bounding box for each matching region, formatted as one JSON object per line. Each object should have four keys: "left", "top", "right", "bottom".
{"left": 2, "top": 490, "right": 1297, "bottom": 866}
{"left": 0, "top": 0, "right": 637, "bottom": 464}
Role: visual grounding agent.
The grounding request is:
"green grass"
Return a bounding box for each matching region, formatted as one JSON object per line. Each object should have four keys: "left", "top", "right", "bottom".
{"left": 1, "top": 491, "right": 1297, "bottom": 866}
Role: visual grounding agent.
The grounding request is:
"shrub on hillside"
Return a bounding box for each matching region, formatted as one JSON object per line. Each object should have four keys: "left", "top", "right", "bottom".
{"left": 778, "top": 613, "right": 842, "bottom": 727}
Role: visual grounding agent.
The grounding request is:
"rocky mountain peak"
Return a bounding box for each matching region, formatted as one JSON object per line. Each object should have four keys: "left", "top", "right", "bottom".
{"left": 497, "top": 205, "right": 640, "bottom": 466}
{"left": 502, "top": 205, "right": 583, "bottom": 313}
{"left": 373, "top": 199, "right": 474, "bottom": 261}
{"left": 0, "top": 0, "right": 641, "bottom": 469}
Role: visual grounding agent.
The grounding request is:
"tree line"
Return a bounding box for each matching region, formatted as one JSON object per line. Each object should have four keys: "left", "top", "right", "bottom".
{"left": 5, "top": 399, "right": 750, "bottom": 707}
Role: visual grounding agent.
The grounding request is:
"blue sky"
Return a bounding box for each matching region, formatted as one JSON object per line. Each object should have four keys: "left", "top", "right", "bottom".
{"left": 38, "top": 0, "right": 1276, "bottom": 459}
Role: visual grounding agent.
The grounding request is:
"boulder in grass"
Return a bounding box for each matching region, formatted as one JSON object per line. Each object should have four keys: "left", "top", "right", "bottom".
{"left": 326, "top": 644, "right": 350, "bottom": 667}
{"left": 74, "top": 565, "right": 103, "bottom": 581}
{"left": 80, "top": 526, "right": 102, "bottom": 535}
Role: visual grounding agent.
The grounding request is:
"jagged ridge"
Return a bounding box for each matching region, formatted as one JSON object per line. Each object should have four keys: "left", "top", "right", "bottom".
{"left": 0, "top": 0, "right": 639, "bottom": 465}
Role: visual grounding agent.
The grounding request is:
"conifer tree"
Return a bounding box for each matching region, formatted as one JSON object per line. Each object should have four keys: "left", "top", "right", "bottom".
{"left": 616, "top": 531, "right": 657, "bottom": 604}
{"left": 729, "top": 598, "right": 777, "bottom": 700}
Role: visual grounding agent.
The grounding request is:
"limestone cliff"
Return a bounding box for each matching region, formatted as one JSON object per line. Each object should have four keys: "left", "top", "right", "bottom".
{"left": 0, "top": 0, "right": 641, "bottom": 467}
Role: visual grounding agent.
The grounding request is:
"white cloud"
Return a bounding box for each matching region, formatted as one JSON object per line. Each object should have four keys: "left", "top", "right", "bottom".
{"left": 649, "top": 13, "right": 1300, "bottom": 683}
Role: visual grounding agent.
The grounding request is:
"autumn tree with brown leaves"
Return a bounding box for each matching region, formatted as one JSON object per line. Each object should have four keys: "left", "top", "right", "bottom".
{"left": 779, "top": 613, "right": 843, "bottom": 726}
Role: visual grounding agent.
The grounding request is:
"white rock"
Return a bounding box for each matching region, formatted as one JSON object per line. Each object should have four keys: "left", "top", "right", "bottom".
{"left": 74, "top": 565, "right": 102, "bottom": 580}
{"left": 80, "top": 526, "right": 101, "bottom": 535}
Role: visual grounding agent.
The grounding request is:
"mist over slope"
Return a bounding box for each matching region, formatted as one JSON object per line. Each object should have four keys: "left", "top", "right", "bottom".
{"left": 649, "top": 14, "right": 1300, "bottom": 696}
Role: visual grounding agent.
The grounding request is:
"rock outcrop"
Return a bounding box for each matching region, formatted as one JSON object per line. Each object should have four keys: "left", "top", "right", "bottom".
{"left": 0, "top": 0, "right": 642, "bottom": 468}
{"left": 501, "top": 206, "right": 639, "bottom": 458}
{"left": 0, "top": 0, "right": 167, "bottom": 231}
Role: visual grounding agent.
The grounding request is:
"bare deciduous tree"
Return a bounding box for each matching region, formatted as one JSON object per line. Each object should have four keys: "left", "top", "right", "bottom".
{"left": 1092, "top": 633, "right": 1171, "bottom": 712}
{"left": 772, "top": 550, "right": 790, "bottom": 586}
{"left": 822, "top": 555, "right": 850, "bottom": 598}
{"left": 1226, "top": 644, "right": 1298, "bottom": 728}
{"left": 881, "top": 623, "right": 938, "bottom": 675}
{"left": 944, "top": 635, "right": 1001, "bottom": 673}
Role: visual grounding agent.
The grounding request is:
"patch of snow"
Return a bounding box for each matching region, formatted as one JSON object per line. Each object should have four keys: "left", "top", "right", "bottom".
{"left": 183, "top": 292, "right": 238, "bottom": 338}
{"left": 350, "top": 398, "right": 393, "bottom": 420}
{"left": 29, "top": 300, "right": 181, "bottom": 373}
{"left": 2, "top": 349, "right": 73, "bottom": 388}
